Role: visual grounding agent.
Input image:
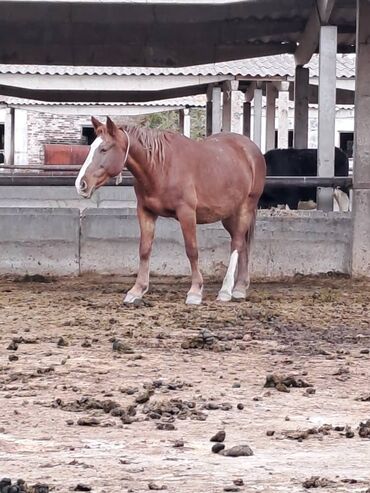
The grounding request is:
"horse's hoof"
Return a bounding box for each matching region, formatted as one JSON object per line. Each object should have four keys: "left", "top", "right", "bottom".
{"left": 123, "top": 292, "right": 141, "bottom": 304}
{"left": 217, "top": 291, "right": 232, "bottom": 302}
{"left": 186, "top": 293, "right": 202, "bottom": 305}
{"left": 232, "top": 289, "right": 246, "bottom": 300}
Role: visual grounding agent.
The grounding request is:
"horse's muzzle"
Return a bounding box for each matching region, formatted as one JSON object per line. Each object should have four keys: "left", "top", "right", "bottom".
{"left": 78, "top": 180, "right": 94, "bottom": 199}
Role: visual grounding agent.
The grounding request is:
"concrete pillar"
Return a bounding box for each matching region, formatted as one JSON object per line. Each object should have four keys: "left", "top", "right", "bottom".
{"left": 265, "top": 83, "right": 277, "bottom": 151}
{"left": 294, "top": 66, "right": 309, "bottom": 149}
{"left": 252, "top": 87, "right": 262, "bottom": 148}
{"left": 277, "top": 84, "right": 290, "bottom": 148}
{"left": 179, "top": 108, "right": 191, "bottom": 137}
{"left": 4, "top": 107, "right": 15, "bottom": 166}
{"left": 206, "top": 86, "right": 221, "bottom": 135}
{"left": 222, "top": 80, "right": 241, "bottom": 133}
{"left": 351, "top": 0, "right": 370, "bottom": 276}
{"left": 243, "top": 83, "right": 255, "bottom": 138}
{"left": 317, "top": 25, "right": 337, "bottom": 211}
{"left": 14, "top": 109, "right": 28, "bottom": 165}
{"left": 243, "top": 101, "right": 251, "bottom": 138}
{"left": 206, "top": 93, "right": 212, "bottom": 137}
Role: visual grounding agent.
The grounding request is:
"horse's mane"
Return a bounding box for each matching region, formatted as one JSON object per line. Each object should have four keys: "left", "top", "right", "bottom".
{"left": 120, "top": 124, "right": 176, "bottom": 167}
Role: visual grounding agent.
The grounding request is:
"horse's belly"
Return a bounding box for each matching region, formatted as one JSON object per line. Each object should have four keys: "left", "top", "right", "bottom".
{"left": 142, "top": 196, "right": 176, "bottom": 218}
{"left": 195, "top": 186, "right": 247, "bottom": 223}
{"left": 195, "top": 203, "right": 238, "bottom": 224}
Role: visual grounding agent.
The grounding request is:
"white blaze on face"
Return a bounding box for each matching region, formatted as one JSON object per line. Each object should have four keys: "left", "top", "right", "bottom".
{"left": 75, "top": 136, "right": 103, "bottom": 194}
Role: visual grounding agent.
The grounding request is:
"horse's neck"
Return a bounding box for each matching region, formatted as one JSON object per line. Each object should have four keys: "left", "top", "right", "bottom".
{"left": 125, "top": 134, "right": 161, "bottom": 192}
{"left": 126, "top": 136, "right": 153, "bottom": 192}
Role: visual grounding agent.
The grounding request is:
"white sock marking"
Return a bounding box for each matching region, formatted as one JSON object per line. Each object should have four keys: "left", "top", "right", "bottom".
{"left": 75, "top": 136, "right": 102, "bottom": 193}
{"left": 220, "top": 250, "right": 239, "bottom": 297}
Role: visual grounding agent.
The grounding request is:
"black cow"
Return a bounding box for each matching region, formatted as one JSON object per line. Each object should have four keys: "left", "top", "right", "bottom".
{"left": 259, "top": 147, "right": 349, "bottom": 209}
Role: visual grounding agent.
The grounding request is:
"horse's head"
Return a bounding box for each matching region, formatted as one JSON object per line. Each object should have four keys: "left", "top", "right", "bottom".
{"left": 75, "top": 116, "right": 129, "bottom": 198}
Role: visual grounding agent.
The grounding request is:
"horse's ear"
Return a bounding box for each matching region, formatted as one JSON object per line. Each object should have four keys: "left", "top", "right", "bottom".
{"left": 91, "top": 116, "right": 102, "bottom": 133}
{"left": 106, "top": 117, "right": 118, "bottom": 137}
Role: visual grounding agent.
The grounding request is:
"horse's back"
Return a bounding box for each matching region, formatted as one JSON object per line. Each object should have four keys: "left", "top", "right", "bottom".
{"left": 203, "top": 132, "right": 265, "bottom": 169}
{"left": 203, "top": 132, "right": 266, "bottom": 194}
{"left": 186, "top": 132, "right": 265, "bottom": 220}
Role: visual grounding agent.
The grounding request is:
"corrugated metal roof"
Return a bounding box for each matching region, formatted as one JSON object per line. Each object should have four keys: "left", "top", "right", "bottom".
{"left": 0, "top": 54, "right": 355, "bottom": 78}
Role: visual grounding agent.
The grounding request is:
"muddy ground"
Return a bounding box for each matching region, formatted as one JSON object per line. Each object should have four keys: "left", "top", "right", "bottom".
{"left": 0, "top": 274, "right": 369, "bottom": 493}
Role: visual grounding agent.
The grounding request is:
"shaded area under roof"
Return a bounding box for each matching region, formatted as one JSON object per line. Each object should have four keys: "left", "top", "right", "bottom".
{"left": 0, "top": 0, "right": 356, "bottom": 67}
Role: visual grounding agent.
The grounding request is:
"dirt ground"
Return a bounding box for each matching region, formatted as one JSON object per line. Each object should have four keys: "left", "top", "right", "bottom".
{"left": 0, "top": 274, "right": 369, "bottom": 493}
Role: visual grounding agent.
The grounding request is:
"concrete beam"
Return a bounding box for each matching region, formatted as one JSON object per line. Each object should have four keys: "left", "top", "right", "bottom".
{"left": 0, "top": 73, "right": 231, "bottom": 93}
{"left": 288, "top": 82, "right": 354, "bottom": 105}
{"left": 317, "top": 26, "right": 337, "bottom": 211}
{"left": 0, "top": 104, "right": 192, "bottom": 116}
{"left": 0, "top": 82, "right": 211, "bottom": 103}
{"left": 265, "top": 83, "right": 277, "bottom": 151}
{"left": 351, "top": 0, "right": 370, "bottom": 277}
{"left": 295, "top": 0, "right": 336, "bottom": 66}
{"left": 293, "top": 66, "right": 309, "bottom": 149}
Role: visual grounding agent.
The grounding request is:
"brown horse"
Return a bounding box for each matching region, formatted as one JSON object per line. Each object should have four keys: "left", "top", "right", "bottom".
{"left": 76, "top": 117, "right": 266, "bottom": 304}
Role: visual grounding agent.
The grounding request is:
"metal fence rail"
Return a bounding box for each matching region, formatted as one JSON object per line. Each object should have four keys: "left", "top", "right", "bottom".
{"left": 0, "top": 174, "right": 353, "bottom": 188}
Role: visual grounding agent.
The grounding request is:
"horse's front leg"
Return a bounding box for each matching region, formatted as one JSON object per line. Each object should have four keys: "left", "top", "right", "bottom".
{"left": 124, "top": 206, "right": 157, "bottom": 304}
{"left": 177, "top": 206, "right": 203, "bottom": 305}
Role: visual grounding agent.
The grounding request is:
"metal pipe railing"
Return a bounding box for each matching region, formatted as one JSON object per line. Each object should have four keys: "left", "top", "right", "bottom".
{"left": 0, "top": 164, "right": 82, "bottom": 171}
{"left": 0, "top": 174, "right": 353, "bottom": 188}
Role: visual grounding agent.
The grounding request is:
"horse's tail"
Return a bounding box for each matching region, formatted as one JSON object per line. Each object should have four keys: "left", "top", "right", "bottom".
{"left": 247, "top": 209, "right": 257, "bottom": 246}
{"left": 245, "top": 207, "right": 257, "bottom": 274}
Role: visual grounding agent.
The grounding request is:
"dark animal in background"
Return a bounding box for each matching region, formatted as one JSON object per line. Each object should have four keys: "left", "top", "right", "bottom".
{"left": 259, "top": 147, "right": 349, "bottom": 209}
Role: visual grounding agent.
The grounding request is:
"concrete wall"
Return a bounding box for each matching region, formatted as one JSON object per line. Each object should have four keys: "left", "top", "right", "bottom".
{"left": 0, "top": 207, "right": 352, "bottom": 278}
{"left": 0, "top": 186, "right": 137, "bottom": 209}
{"left": 0, "top": 208, "right": 80, "bottom": 275}
{"left": 80, "top": 209, "right": 351, "bottom": 276}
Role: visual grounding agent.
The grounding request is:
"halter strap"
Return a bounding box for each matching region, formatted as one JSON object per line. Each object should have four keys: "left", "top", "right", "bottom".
{"left": 115, "top": 128, "right": 131, "bottom": 185}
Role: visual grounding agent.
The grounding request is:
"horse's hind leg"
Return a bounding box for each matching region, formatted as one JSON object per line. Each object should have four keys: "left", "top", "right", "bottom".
{"left": 218, "top": 208, "right": 256, "bottom": 302}
{"left": 232, "top": 208, "right": 257, "bottom": 299}
{"left": 232, "top": 230, "right": 251, "bottom": 299}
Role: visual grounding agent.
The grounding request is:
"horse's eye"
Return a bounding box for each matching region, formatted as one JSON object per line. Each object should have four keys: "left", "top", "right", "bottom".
{"left": 100, "top": 148, "right": 107, "bottom": 153}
